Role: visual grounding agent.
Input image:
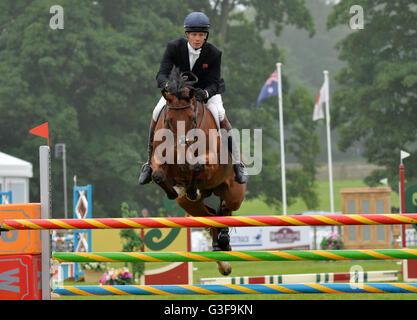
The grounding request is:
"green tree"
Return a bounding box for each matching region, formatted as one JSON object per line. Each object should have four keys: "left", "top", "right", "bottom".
{"left": 327, "top": 0, "right": 417, "bottom": 189}
{"left": 207, "top": 2, "right": 321, "bottom": 210}
{"left": 0, "top": 0, "right": 176, "bottom": 217}
{"left": 204, "top": 0, "right": 315, "bottom": 49}
{"left": 263, "top": 0, "right": 363, "bottom": 164}
{"left": 0, "top": 0, "right": 321, "bottom": 217}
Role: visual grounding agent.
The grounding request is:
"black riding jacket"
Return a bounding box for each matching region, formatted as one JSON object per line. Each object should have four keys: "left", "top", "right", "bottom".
{"left": 156, "top": 38, "right": 225, "bottom": 98}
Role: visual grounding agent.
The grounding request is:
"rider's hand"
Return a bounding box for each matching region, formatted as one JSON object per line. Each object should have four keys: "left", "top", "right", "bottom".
{"left": 195, "top": 88, "right": 208, "bottom": 102}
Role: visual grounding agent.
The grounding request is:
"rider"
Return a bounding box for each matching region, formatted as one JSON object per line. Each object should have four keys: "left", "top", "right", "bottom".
{"left": 139, "top": 11, "right": 248, "bottom": 185}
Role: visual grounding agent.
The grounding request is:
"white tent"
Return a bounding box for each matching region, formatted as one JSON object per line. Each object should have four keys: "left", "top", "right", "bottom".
{"left": 0, "top": 152, "right": 33, "bottom": 203}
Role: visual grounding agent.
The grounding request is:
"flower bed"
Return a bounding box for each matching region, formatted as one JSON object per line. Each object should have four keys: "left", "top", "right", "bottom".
{"left": 99, "top": 267, "right": 134, "bottom": 285}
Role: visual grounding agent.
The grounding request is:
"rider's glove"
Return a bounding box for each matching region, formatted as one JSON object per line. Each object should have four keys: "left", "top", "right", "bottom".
{"left": 195, "top": 88, "right": 209, "bottom": 102}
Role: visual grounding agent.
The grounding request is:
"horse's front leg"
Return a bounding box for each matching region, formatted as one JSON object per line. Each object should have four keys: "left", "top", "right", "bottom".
{"left": 152, "top": 167, "right": 178, "bottom": 200}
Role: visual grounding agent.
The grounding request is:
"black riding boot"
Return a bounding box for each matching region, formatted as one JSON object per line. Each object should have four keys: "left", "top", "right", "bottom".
{"left": 220, "top": 117, "right": 248, "bottom": 184}
{"left": 227, "top": 133, "right": 248, "bottom": 184}
{"left": 138, "top": 120, "right": 156, "bottom": 185}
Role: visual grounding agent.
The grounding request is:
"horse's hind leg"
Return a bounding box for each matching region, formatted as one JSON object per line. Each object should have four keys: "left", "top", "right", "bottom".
{"left": 176, "top": 196, "right": 232, "bottom": 276}
{"left": 211, "top": 199, "right": 232, "bottom": 251}
{"left": 212, "top": 199, "right": 232, "bottom": 275}
{"left": 212, "top": 180, "right": 246, "bottom": 251}
{"left": 211, "top": 229, "right": 232, "bottom": 276}
{"left": 210, "top": 228, "right": 231, "bottom": 251}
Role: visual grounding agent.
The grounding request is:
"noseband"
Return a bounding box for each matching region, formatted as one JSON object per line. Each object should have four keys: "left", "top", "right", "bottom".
{"left": 166, "top": 101, "right": 194, "bottom": 110}
{"left": 164, "top": 100, "right": 201, "bottom": 146}
{"left": 164, "top": 100, "right": 200, "bottom": 130}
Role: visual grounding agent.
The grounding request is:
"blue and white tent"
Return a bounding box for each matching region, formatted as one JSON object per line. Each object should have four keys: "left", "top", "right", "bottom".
{"left": 0, "top": 152, "right": 33, "bottom": 203}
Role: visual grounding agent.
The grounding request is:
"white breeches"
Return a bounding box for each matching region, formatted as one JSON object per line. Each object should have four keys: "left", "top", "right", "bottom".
{"left": 152, "top": 94, "right": 225, "bottom": 129}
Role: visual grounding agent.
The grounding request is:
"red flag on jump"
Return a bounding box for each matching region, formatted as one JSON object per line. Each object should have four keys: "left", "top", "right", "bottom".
{"left": 29, "top": 122, "right": 49, "bottom": 146}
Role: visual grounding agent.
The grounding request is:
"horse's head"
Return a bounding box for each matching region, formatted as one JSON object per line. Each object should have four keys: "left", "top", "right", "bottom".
{"left": 162, "top": 68, "right": 199, "bottom": 136}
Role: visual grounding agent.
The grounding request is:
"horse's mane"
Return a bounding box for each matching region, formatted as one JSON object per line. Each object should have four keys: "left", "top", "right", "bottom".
{"left": 166, "top": 67, "right": 198, "bottom": 100}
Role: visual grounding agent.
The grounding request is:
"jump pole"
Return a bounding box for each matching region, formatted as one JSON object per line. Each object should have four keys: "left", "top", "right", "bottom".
{"left": 54, "top": 283, "right": 417, "bottom": 296}
{"left": 198, "top": 270, "right": 400, "bottom": 285}
{"left": 3, "top": 213, "right": 417, "bottom": 230}
{"left": 52, "top": 249, "right": 417, "bottom": 263}
{"left": 10, "top": 147, "right": 417, "bottom": 299}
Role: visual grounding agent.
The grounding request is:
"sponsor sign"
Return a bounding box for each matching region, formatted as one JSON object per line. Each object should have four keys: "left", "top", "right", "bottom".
{"left": 230, "top": 226, "right": 310, "bottom": 250}
{"left": 0, "top": 204, "right": 42, "bottom": 255}
{"left": 0, "top": 254, "right": 41, "bottom": 300}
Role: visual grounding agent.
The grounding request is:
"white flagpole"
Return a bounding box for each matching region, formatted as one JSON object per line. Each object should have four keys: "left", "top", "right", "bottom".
{"left": 277, "top": 63, "right": 287, "bottom": 215}
{"left": 324, "top": 70, "right": 335, "bottom": 216}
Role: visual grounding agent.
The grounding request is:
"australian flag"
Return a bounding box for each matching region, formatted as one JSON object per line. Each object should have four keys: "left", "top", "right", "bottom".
{"left": 256, "top": 69, "right": 279, "bottom": 107}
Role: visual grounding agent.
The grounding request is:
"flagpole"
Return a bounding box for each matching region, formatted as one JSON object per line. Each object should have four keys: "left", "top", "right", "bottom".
{"left": 277, "top": 63, "right": 287, "bottom": 215}
{"left": 324, "top": 70, "right": 335, "bottom": 218}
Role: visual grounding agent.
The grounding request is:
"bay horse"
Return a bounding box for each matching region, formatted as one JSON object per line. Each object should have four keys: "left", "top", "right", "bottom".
{"left": 150, "top": 68, "right": 246, "bottom": 275}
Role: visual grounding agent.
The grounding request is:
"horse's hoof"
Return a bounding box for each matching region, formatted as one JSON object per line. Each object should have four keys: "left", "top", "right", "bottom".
{"left": 217, "top": 262, "right": 232, "bottom": 276}
{"left": 173, "top": 186, "right": 185, "bottom": 199}
{"left": 186, "top": 190, "right": 201, "bottom": 202}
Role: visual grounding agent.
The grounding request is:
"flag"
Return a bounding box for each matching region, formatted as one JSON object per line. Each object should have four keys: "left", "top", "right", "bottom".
{"left": 29, "top": 122, "right": 49, "bottom": 146}
{"left": 380, "top": 178, "right": 388, "bottom": 185}
{"left": 401, "top": 150, "right": 410, "bottom": 161}
{"left": 256, "top": 70, "right": 279, "bottom": 106}
{"left": 313, "top": 82, "right": 326, "bottom": 121}
{"left": 315, "top": 71, "right": 335, "bottom": 215}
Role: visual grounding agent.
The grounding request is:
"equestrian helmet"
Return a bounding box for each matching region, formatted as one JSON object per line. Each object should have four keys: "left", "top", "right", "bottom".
{"left": 184, "top": 12, "right": 210, "bottom": 33}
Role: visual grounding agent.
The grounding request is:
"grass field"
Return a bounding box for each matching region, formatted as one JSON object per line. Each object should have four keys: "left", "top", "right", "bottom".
{"left": 55, "top": 179, "right": 410, "bottom": 300}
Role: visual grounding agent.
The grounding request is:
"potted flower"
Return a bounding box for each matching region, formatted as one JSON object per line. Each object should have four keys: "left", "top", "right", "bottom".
{"left": 320, "top": 231, "right": 344, "bottom": 250}
{"left": 80, "top": 262, "right": 108, "bottom": 283}
{"left": 99, "top": 267, "right": 134, "bottom": 285}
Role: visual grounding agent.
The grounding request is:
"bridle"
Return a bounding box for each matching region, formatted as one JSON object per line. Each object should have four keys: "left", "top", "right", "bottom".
{"left": 162, "top": 71, "right": 201, "bottom": 146}
{"left": 163, "top": 98, "right": 201, "bottom": 146}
